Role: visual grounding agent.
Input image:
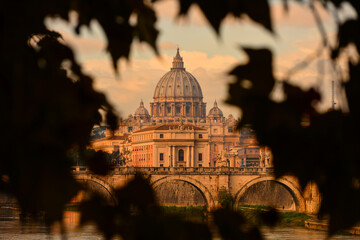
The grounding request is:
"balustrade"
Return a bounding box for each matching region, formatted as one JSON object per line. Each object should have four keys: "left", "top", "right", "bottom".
{"left": 72, "top": 166, "right": 274, "bottom": 175}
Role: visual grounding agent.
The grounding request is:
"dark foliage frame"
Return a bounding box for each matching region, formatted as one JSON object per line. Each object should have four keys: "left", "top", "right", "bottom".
{"left": 0, "top": 0, "right": 359, "bottom": 238}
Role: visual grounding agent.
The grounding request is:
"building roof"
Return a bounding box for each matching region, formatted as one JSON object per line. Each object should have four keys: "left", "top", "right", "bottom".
{"left": 153, "top": 48, "right": 203, "bottom": 100}
{"left": 92, "top": 135, "right": 129, "bottom": 142}
{"left": 133, "top": 123, "right": 205, "bottom": 133}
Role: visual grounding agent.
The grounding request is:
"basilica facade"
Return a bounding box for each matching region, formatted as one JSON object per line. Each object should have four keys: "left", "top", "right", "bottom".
{"left": 91, "top": 49, "right": 270, "bottom": 168}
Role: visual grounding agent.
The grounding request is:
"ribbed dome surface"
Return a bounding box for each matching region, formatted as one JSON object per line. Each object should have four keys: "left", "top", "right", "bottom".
{"left": 153, "top": 49, "right": 203, "bottom": 99}
{"left": 153, "top": 70, "right": 203, "bottom": 99}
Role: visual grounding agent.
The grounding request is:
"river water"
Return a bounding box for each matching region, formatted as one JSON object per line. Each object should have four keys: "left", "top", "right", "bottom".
{"left": 0, "top": 212, "right": 359, "bottom": 240}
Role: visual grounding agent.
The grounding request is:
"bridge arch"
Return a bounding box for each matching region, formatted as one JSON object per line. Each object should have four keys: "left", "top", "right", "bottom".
{"left": 151, "top": 176, "right": 215, "bottom": 211}
{"left": 74, "top": 174, "right": 117, "bottom": 205}
{"left": 234, "top": 176, "right": 306, "bottom": 212}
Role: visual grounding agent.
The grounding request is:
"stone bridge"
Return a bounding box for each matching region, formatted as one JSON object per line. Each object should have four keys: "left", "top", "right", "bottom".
{"left": 72, "top": 166, "right": 321, "bottom": 214}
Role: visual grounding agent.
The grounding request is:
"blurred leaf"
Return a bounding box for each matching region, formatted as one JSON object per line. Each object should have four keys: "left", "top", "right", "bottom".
{"left": 84, "top": 150, "right": 111, "bottom": 175}
{"left": 80, "top": 194, "right": 119, "bottom": 240}
{"left": 227, "top": 48, "right": 275, "bottom": 130}
{"left": 332, "top": 19, "right": 360, "bottom": 59}
{"left": 178, "top": 0, "right": 273, "bottom": 34}
{"left": 345, "top": 61, "right": 360, "bottom": 128}
{"left": 2, "top": 0, "right": 360, "bottom": 237}
{"left": 135, "top": 5, "right": 159, "bottom": 54}
{"left": 213, "top": 208, "right": 262, "bottom": 240}
{"left": 115, "top": 173, "right": 156, "bottom": 213}
{"left": 106, "top": 109, "right": 119, "bottom": 132}
{"left": 260, "top": 208, "right": 279, "bottom": 228}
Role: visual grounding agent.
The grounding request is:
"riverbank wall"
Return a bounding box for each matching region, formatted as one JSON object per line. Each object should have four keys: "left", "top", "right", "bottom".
{"left": 305, "top": 220, "right": 360, "bottom": 235}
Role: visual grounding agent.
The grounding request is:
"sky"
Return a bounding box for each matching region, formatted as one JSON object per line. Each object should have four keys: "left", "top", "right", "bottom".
{"left": 45, "top": 0, "right": 357, "bottom": 119}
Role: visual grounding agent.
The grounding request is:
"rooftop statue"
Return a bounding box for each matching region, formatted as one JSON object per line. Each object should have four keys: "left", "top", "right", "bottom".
{"left": 216, "top": 150, "right": 229, "bottom": 167}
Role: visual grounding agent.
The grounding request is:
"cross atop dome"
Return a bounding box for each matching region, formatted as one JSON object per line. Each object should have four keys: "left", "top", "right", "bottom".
{"left": 171, "top": 47, "right": 185, "bottom": 70}
{"left": 175, "top": 47, "right": 180, "bottom": 57}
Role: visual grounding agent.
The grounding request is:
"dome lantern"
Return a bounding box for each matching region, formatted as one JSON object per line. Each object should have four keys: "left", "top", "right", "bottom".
{"left": 171, "top": 47, "right": 185, "bottom": 70}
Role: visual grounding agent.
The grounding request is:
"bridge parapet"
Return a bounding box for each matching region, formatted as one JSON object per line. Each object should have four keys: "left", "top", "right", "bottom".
{"left": 71, "top": 166, "right": 274, "bottom": 175}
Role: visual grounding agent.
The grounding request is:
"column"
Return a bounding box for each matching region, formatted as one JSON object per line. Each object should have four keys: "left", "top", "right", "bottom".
{"left": 231, "top": 156, "right": 235, "bottom": 167}
{"left": 154, "top": 146, "right": 158, "bottom": 167}
{"left": 207, "top": 143, "right": 211, "bottom": 167}
{"left": 168, "top": 145, "right": 172, "bottom": 167}
{"left": 203, "top": 103, "right": 206, "bottom": 118}
{"left": 195, "top": 103, "right": 199, "bottom": 118}
{"left": 187, "top": 146, "right": 191, "bottom": 167}
{"left": 191, "top": 146, "right": 195, "bottom": 167}
{"left": 202, "top": 103, "right": 205, "bottom": 118}
{"left": 198, "top": 103, "right": 202, "bottom": 118}
{"left": 193, "top": 102, "right": 197, "bottom": 117}
{"left": 190, "top": 102, "right": 194, "bottom": 117}
{"left": 172, "top": 146, "right": 176, "bottom": 167}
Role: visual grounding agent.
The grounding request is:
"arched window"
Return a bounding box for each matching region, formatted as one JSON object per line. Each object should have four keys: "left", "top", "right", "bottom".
{"left": 178, "top": 149, "right": 184, "bottom": 161}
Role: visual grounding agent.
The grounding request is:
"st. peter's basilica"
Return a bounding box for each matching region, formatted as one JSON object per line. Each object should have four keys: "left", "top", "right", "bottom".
{"left": 91, "top": 49, "right": 272, "bottom": 168}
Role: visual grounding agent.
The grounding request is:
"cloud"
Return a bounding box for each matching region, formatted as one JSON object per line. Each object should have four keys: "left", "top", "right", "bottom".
{"left": 159, "top": 41, "right": 178, "bottom": 50}
{"left": 45, "top": 16, "right": 108, "bottom": 59}
{"left": 132, "top": 41, "right": 178, "bottom": 52}
{"left": 60, "top": 30, "right": 106, "bottom": 58}
{"left": 45, "top": 0, "right": 352, "bottom": 116}
{"left": 271, "top": 29, "right": 350, "bottom": 112}
{"left": 272, "top": 1, "right": 332, "bottom": 28}
{"left": 82, "top": 51, "right": 241, "bottom": 118}
{"left": 153, "top": 0, "right": 334, "bottom": 29}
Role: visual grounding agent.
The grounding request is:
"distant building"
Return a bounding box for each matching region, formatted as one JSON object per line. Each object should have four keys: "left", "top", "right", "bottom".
{"left": 91, "top": 126, "right": 107, "bottom": 140}
{"left": 91, "top": 135, "right": 131, "bottom": 154}
{"left": 90, "top": 49, "right": 272, "bottom": 168}
{"left": 223, "top": 128, "right": 272, "bottom": 168}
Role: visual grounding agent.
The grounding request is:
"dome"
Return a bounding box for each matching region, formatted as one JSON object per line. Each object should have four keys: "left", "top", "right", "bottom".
{"left": 153, "top": 48, "right": 203, "bottom": 100}
{"left": 134, "top": 100, "right": 150, "bottom": 117}
{"left": 150, "top": 48, "right": 207, "bottom": 123}
{"left": 208, "top": 100, "right": 223, "bottom": 117}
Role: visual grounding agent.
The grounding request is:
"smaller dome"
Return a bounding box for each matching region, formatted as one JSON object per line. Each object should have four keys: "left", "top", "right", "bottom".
{"left": 134, "top": 100, "right": 150, "bottom": 117}
{"left": 208, "top": 100, "right": 223, "bottom": 117}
